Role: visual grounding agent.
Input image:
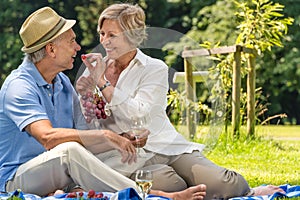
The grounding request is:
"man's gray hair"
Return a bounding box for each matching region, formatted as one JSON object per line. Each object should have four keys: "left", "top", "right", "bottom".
{"left": 26, "top": 47, "right": 47, "bottom": 63}
{"left": 26, "top": 34, "right": 63, "bottom": 63}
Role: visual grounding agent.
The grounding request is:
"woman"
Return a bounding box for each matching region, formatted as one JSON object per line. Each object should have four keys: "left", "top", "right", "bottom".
{"left": 76, "top": 3, "right": 284, "bottom": 199}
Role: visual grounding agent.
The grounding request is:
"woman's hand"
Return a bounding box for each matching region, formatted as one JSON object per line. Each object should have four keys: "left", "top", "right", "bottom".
{"left": 81, "top": 53, "right": 107, "bottom": 86}
{"left": 76, "top": 76, "right": 95, "bottom": 96}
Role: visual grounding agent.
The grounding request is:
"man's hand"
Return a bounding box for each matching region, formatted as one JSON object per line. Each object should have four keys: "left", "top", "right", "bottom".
{"left": 121, "top": 129, "right": 150, "bottom": 148}
{"left": 100, "top": 131, "right": 138, "bottom": 165}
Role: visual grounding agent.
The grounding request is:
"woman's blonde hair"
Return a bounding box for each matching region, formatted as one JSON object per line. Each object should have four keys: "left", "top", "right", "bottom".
{"left": 98, "top": 3, "right": 147, "bottom": 47}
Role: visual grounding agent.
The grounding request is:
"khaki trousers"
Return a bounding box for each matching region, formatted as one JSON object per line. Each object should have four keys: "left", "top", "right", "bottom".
{"left": 6, "top": 142, "right": 136, "bottom": 196}
{"left": 137, "top": 150, "right": 251, "bottom": 200}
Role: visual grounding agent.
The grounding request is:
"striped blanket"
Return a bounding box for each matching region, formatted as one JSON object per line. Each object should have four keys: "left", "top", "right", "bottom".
{"left": 229, "top": 184, "right": 300, "bottom": 200}
{"left": 0, "top": 184, "right": 299, "bottom": 200}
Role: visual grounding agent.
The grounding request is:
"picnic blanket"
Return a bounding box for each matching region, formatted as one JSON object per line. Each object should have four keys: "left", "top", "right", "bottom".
{"left": 1, "top": 184, "right": 299, "bottom": 200}
{"left": 0, "top": 188, "right": 170, "bottom": 200}
{"left": 229, "top": 184, "right": 300, "bottom": 200}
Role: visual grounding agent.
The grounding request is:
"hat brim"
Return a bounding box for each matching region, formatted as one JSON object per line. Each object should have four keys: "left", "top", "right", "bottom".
{"left": 21, "top": 19, "right": 76, "bottom": 53}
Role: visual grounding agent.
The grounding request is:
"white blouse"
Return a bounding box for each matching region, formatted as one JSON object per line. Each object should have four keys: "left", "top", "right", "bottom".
{"left": 88, "top": 49, "right": 205, "bottom": 155}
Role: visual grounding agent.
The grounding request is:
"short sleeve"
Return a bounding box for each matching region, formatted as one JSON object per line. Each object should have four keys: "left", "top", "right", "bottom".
{"left": 3, "top": 79, "right": 48, "bottom": 131}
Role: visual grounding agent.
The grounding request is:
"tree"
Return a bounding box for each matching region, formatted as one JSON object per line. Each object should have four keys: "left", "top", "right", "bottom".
{"left": 1, "top": 0, "right": 300, "bottom": 126}
{"left": 0, "top": 0, "right": 47, "bottom": 86}
{"left": 165, "top": 0, "right": 294, "bottom": 137}
{"left": 255, "top": 0, "right": 300, "bottom": 124}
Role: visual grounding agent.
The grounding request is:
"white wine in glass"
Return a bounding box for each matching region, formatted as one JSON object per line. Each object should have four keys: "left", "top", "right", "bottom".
{"left": 130, "top": 115, "right": 149, "bottom": 153}
{"left": 135, "top": 170, "right": 153, "bottom": 200}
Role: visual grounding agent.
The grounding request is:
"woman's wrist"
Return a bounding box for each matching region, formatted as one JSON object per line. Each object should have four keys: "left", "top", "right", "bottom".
{"left": 97, "top": 79, "right": 111, "bottom": 92}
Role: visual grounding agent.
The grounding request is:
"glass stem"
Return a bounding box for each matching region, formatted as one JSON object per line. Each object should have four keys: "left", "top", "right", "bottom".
{"left": 135, "top": 136, "right": 140, "bottom": 153}
{"left": 142, "top": 192, "right": 146, "bottom": 200}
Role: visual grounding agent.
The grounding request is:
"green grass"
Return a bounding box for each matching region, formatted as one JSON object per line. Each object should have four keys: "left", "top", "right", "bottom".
{"left": 189, "top": 125, "right": 300, "bottom": 199}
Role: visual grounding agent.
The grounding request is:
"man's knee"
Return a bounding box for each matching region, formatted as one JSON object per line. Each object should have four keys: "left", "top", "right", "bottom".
{"left": 206, "top": 171, "right": 250, "bottom": 199}
{"left": 54, "top": 142, "right": 86, "bottom": 156}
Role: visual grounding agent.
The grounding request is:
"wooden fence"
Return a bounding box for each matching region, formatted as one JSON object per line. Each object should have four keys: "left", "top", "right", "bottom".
{"left": 181, "top": 45, "right": 257, "bottom": 138}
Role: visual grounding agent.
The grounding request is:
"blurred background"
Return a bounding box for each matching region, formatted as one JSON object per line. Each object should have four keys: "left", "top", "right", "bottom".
{"left": 1, "top": 0, "right": 300, "bottom": 125}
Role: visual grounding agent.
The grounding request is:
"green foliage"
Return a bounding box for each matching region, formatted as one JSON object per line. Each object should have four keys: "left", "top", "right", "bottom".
{"left": 255, "top": 0, "right": 300, "bottom": 124}
{"left": 165, "top": 0, "right": 294, "bottom": 134}
{"left": 189, "top": 0, "right": 238, "bottom": 45}
{"left": 163, "top": 1, "right": 241, "bottom": 131}
{"left": 163, "top": 0, "right": 236, "bottom": 68}
{"left": 167, "top": 89, "right": 212, "bottom": 125}
{"left": 235, "top": 0, "right": 294, "bottom": 54}
{"left": 217, "top": 0, "right": 292, "bottom": 128}
{"left": 0, "top": 0, "right": 33, "bottom": 86}
{"left": 1, "top": 0, "right": 300, "bottom": 125}
{"left": 234, "top": 0, "right": 293, "bottom": 126}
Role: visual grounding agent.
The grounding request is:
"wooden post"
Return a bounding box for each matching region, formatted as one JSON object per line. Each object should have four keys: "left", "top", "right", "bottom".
{"left": 232, "top": 46, "right": 242, "bottom": 137}
{"left": 247, "top": 54, "right": 256, "bottom": 137}
{"left": 184, "top": 47, "right": 195, "bottom": 139}
{"left": 181, "top": 45, "right": 256, "bottom": 138}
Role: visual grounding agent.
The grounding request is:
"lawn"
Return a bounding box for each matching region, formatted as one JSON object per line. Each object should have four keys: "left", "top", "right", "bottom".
{"left": 191, "top": 125, "right": 300, "bottom": 199}
{"left": 256, "top": 125, "right": 300, "bottom": 140}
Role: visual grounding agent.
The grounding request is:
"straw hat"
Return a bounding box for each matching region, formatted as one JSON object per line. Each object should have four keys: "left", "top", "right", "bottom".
{"left": 19, "top": 7, "right": 76, "bottom": 53}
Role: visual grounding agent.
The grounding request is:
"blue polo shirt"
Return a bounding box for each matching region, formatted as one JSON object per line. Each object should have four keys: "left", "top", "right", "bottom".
{"left": 0, "top": 58, "right": 87, "bottom": 192}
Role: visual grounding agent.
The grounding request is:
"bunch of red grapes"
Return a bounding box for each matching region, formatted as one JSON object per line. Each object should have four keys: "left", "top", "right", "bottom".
{"left": 81, "top": 91, "right": 107, "bottom": 123}
{"left": 65, "top": 189, "right": 108, "bottom": 199}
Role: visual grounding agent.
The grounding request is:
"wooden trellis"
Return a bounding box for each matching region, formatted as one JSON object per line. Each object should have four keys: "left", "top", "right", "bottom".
{"left": 181, "top": 45, "right": 257, "bottom": 138}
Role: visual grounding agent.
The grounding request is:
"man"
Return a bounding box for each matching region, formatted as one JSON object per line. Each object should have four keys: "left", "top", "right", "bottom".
{"left": 0, "top": 7, "right": 206, "bottom": 199}
{"left": 0, "top": 6, "right": 139, "bottom": 196}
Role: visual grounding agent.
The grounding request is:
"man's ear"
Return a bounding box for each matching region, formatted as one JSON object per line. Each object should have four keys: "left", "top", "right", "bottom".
{"left": 45, "top": 43, "right": 56, "bottom": 57}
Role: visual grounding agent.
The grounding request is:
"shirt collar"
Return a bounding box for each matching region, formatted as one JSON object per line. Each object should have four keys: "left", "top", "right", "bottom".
{"left": 21, "top": 58, "right": 60, "bottom": 87}
{"left": 133, "top": 48, "right": 148, "bottom": 66}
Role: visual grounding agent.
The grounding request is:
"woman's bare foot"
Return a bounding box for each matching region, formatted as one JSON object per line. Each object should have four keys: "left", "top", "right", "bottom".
{"left": 172, "top": 184, "right": 207, "bottom": 200}
{"left": 151, "top": 184, "right": 206, "bottom": 200}
{"left": 253, "top": 185, "right": 285, "bottom": 196}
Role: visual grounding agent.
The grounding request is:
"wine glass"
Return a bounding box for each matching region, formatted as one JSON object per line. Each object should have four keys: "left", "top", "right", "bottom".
{"left": 130, "top": 115, "right": 149, "bottom": 154}
{"left": 135, "top": 170, "right": 153, "bottom": 200}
